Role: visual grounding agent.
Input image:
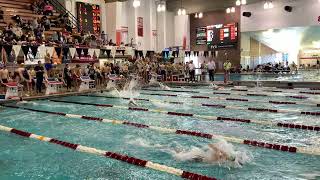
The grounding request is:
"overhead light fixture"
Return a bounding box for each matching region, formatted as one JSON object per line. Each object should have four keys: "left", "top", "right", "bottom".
{"left": 226, "top": 8, "right": 231, "bottom": 13}
{"left": 198, "top": 12, "right": 203, "bottom": 18}
{"left": 157, "top": 4, "right": 162, "bottom": 12}
{"left": 182, "top": 9, "right": 186, "bottom": 15}
{"left": 157, "top": 2, "right": 166, "bottom": 12}
{"left": 194, "top": 12, "right": 203, "bottom": 18}
{"left": 264, "top": 1, "right": 274, "bottom": 9}
{"left": 231, "top": 7, "right": 236, "bottom": 13}
{"left": 133, "top": 0, "right": 140, "bottom": 8}
{"left": 236, "top": 0, "right": 246, "bottom": 6}
{"left": 177, "top": 0, "right": 186, "bottom": 15}
{"left": 161, "top": 4, "right": 166, "bottom": 11}
{"left": 236, "top": 0, "right": 241, "bottom": 6}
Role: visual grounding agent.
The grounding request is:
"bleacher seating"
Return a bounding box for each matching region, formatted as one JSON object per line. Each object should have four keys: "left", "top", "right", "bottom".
{"left": 0, "top": 0, "right": 63, "bottom": 36}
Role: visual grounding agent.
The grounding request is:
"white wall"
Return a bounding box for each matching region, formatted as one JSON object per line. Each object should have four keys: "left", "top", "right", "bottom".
{"left": 241, "top": 0, "right": 320, "bottom": 32}
{"left": 106, "top": 2, "right": 117, "bottom": 41}
{"left": 174, "top": 15, "right": 190, "bottom": 50}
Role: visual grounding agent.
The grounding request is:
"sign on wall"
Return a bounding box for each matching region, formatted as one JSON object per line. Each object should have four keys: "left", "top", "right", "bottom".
{"left": 137, "top": 17, "right": 143, "bottom": 37}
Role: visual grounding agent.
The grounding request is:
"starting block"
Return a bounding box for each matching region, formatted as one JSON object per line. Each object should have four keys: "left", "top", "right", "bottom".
{"left": 3, "top": 82, "right": 23, "bottom": 99}
{"left": 79, "top": 76, "right": 95, "bottom": 92}
{"left": 46, "top": 78, "right": 63, "bottom": 95}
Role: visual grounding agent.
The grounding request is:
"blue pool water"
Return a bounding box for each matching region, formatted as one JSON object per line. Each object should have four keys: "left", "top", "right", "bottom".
{"left": 208, "top": 70, "right": 320, "bottom": 82}
{"left": 0, "top": 86, "right": 320, "bottom": 179}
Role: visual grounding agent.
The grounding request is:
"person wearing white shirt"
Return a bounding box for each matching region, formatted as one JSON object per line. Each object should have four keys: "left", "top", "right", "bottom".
{"left": 188, "top": 60, "right": 196, "bottom": 82}
{"left": 207, "top": 59, "right": 216, "bottom": 81}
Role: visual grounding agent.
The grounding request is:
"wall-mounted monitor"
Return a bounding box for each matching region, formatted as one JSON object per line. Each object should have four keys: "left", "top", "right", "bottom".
{"left": 196, "top": 27, "right": 207, "bottom": 45}
{"left": 206, "top": 23, "right": 238, "bottom": 49}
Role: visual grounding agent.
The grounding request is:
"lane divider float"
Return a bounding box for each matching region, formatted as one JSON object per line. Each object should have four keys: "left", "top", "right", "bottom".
{"left": 51, "top": 99, "right": 320, "bottom": 131}
{"left": 0, "top": 124, "right": 216, "bottom": 180}
{"left": 139, "top": 92, "right": 319, "bottom": 107}
{"left": 2, "top": 104, "right": 320, "bottom": 156}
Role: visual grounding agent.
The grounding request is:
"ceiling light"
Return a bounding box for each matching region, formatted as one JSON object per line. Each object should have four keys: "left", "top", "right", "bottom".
{"left": 264, "top": 1, "right": 274, "bottom": 9}
{"left": 231, "top": 7, "right": 236, "bottom": 13}
{"left": 198, "top": 12, "right": 203, "bottom": 18}
{"left": 157, "top": 4, "right": 161, "bottom": 12}
{"left": 182, "top": 9, "right": 186, "bottom": 15}
{"left": 178, "top": 8, "right": 182, "bottom": 15}
{"left": 268, "top": 1, "right": 274, "bottom": 9}
{"left": 264, "top": 1, "right": 269, "bottom": 9}
{"left": 161, "top": 4, "right": 166, "bottom": 11}
{"left": 133, "top": 0, "right": 140, "bottom": 8}
{"left": 236, "top": 0, "right": 241, "bottom": 6}
{"left": 241, "top": 0, "right": 247, "bottom": 5}
{"left": 195, "top": 13, "right": 198, "bottom": 18}
{"left": 226, "top": 8, "right": 231, "bottom": 13}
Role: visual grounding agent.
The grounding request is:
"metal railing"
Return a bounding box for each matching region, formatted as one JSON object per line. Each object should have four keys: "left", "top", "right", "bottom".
{"left": 46, "top": 0, "right": 80, "bottom": 32}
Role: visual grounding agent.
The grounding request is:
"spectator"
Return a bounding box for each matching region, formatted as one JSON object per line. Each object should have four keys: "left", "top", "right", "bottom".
{"left": 43, "top": 3, "right": 54, "bottom": 16}
{"left": 63, "top": 63, "right": 72, "bottom": 90}
{"left": 188, "top": 60, "right": 196, "bottom": 82}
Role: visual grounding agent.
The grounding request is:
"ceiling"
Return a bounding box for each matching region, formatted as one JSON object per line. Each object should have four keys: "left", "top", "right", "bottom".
{"left": 245, "top": 26, "right": 320, "bottom": 53}
{"left": 166, "top": 0, "right": 264, "bottom": 14}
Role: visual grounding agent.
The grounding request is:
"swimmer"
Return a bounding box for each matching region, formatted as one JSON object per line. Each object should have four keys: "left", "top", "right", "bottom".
{"left": 128, "top": 98, "right": 138, "bottom": 107}
{"left": 211, "top": 83, "right": 224, "bottom": 90}
{"left": 173, "top": 140, "right": 250, "bottom": 166}
{"left": 159, "top": 82, "right": 171, "bottom": 90}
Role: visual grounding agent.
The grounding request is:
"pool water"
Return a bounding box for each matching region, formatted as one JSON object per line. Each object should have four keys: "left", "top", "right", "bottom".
{"left": 208, "top": 70, "right": 320, "bottom": 82}
{"left": 0, "top": 86, "right": 320, "bottom": 180}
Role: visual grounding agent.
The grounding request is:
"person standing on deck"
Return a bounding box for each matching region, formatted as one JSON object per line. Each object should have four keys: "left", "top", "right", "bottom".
{"left": 207, "top": 59, "right": 216, "bottom": 81}
{"left": 223, "top": 59, "right": 232, "bottom": 84}
{"left": 34, "top": 61, "right": 45, "bottom": 94}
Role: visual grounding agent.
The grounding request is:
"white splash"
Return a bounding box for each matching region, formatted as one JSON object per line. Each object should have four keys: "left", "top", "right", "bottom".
{"left": 170, "top": 140, "right": 252, "bottom": 168}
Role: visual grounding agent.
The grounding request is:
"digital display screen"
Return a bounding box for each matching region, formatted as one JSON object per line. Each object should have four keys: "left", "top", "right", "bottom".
{"left": 77, "top": 2, "right": 101, "bottom": 34}
{"left": 206, "top": 23, "right": 238, "bottom": 49}
{"left": 196, "top": 27, "right": 207, "bottom": 45}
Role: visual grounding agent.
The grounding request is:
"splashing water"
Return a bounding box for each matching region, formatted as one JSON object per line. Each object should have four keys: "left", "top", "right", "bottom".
{"left": 170, "top": 140, "right": 253, "bottom": 168}
{"left": 159, "top": 82, "right": 171, "bottom": 90}
{"left": 109, "top": 78, "right": 141, "bottom": 98}
{"left": 16, "top": 101, "right": 38, "bottom": 106}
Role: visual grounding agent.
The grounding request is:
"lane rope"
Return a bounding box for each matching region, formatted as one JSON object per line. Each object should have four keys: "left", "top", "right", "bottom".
{"left": 142, "top": 88, "right": 320, "bottom": 99}
{"left": 139, "top": 92, "right": 319, "bottom": 107}
{"left": 142, "top": 89, "right": 313, "bottom": 101}
{"left": 51, "top": 99, "right": 320, "bottom": 132}
{"left": 2, "top": 104, "right": 320, "bottom": 156}
{"left": 0, "top": 124, "right": 217, "bottom": 180}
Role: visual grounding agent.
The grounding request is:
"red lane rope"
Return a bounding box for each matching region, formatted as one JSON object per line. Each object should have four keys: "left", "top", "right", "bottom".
{"left": 286, "top": 96, "right": 308, "bottom": 99}
{"left": 2, "top": 105, "right": 317, "bottom": 155}
{"left": 3, "top": 126, "right": 217, "bottom": 180}
{"left": 269, "top": 101, "right": 297, "bottom": 105}
{"left": 48, "top": 100, "right": 320, "bottom": 131}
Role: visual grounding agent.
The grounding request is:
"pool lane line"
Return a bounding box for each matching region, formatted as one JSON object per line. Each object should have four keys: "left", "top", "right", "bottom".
{"left": 49, "top": 99, "right": 320, "bottom": 132}
{"left": 2, "top": 104, "right": 319, "bottom": 156}
{"left": 0, "top": 125, "right": 217, "bottom": 180}
{"left": 139, "top": 92, "right": 319, "bottom": 107}
{"left": 144, "top": 87, "right": 320, "bottom": 96}
{"left": 142, "top": 89, "right": 312, "bottom": 100}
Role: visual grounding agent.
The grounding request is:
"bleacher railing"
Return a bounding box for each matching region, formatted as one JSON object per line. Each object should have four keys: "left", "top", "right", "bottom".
{"left": 47, "top": 0, "right": 80, "bottom": 32}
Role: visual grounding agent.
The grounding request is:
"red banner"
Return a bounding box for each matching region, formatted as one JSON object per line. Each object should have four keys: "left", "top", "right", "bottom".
{"left": 137, "top": 17, "right": 143, "bottom": 37}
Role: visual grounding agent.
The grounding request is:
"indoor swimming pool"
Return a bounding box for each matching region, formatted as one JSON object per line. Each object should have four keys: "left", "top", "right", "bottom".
{"left": 0, "top": 86, "right": 320, "bottom": 179}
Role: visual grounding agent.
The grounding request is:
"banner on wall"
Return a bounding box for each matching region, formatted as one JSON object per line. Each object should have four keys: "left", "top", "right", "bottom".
{"left": 137, "top": 17, "right": 143, "bottom": 37}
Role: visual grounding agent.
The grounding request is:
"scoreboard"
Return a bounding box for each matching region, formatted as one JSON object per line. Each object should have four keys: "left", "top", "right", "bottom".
{"left": 196, "top": 27, "right": 207, "bottom": 45}
{"left": 195, "top": 23, "right": 238, "bottom": 49}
